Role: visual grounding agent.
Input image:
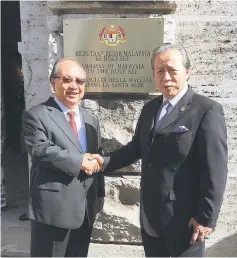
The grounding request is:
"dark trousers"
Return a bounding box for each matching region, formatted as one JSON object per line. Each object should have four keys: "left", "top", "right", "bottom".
{"left": 141, "top": 228, "right": 205, "bottom": 257}
{"left": 31, "top": 215, "right": 93, "bottom": 257}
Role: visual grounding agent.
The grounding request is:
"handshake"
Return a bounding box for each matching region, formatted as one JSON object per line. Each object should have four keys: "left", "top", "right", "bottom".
{"left": 81, "top": 153, "right": 105, "bottom": 175}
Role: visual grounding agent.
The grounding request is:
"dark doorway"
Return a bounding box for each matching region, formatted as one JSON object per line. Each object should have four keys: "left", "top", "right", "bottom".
{"left": 1, "top": 1, "right": 29, "bottom": 208}
{"left": 1, "top": 0, "right": 24, "bottom": 151}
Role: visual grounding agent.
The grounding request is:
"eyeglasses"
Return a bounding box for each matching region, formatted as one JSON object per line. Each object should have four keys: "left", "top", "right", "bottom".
{"left": 54, "top": 76, "right": 86, "bottom": 86}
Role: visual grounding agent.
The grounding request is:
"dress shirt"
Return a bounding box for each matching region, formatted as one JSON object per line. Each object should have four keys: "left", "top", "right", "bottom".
{"left": 54, "top": 97, "right": 87, "bottom": 153}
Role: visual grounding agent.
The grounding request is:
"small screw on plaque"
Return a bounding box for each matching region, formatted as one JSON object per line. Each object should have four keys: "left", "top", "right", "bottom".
{"left": 181, "top": 107, "right": 185, "bottom": 112}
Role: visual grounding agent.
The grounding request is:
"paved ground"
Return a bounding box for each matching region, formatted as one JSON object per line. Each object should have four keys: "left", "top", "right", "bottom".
{"left": 2, "top": 203, "right": 237, "bottom": 257}
{"left": 1, "top": 204, "right": 145, "bottom": 257}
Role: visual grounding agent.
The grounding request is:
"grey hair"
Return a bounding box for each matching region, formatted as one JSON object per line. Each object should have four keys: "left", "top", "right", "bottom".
{"left": 49, "top": 57, "right": 86, "bottom": 82}
{"left": 151, "top": 43, "right": 191, "bottom": 71}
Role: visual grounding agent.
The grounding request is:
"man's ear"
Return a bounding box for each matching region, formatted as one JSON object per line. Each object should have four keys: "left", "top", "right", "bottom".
{"left": 50, "top": 79, "right": 56, "bottom": 93}
{"left": 186, "top": 68, "right": 191, "bottom": 80}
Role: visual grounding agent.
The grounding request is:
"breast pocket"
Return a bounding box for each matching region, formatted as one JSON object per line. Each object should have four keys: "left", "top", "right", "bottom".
{"left": 166, "top": 131, "right": 193, "bottom": 159}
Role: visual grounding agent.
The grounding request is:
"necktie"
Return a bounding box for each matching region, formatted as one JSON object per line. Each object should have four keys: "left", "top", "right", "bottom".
{"left": 154, "top": 100, "right": 172, "bottom": 133}
{"left": 159, "top": 100, "right": 172, "bottom": 121}
{"left": 68, "top": 111, "right": 78, "bottom": 136}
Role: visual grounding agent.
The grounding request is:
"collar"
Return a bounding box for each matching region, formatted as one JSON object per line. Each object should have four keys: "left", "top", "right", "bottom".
{"left": 54, "top": 97, "right": 80, "bottom": 117}
{"left": 163, "top": 83, "right": 188, "bottom": 107}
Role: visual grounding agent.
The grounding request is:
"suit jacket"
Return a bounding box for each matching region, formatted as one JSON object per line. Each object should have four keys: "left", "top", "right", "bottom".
{"left": 22, "top": 97, "right": 105, "bottom": 229}
{"left": 103, "top": 87, "right": 228, "bottom": 255}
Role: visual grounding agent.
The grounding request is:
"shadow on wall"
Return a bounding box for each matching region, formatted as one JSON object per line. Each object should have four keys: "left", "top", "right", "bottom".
{"left": 206, "top": 233, "right": 237, "bottom": 257}
{"left": 92, "top": 211, "right": 141, "bottom": 243}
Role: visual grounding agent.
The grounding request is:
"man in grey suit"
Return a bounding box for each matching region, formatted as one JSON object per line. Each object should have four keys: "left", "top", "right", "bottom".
{"left": 22, "top": 58, "right": 104, "bottom": 257}
{"left": 92, "top": 43, "right": 228, "bottom": 257}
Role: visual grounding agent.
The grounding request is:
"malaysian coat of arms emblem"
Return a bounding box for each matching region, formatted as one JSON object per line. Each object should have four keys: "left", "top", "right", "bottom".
{"left": 99, "top": 25, "right": 126, "bottom": 46}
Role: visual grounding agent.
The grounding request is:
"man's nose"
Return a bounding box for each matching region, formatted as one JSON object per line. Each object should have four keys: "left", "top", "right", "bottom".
{"left": 69, "top": 81, "right": 78, "bottom": 89}
{"left": 163, "top": 71, "right": 171, "bottom": 81}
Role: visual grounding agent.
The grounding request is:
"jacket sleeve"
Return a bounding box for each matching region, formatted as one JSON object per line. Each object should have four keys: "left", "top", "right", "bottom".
{"left": 96, "top": 117, "right": 105, "bottom": 198}
{"left": 22, "top": 109, "right": 83, "bottom": 177}
{"left": 103, "top": 111, "right": 142, "bottom": 173}
{"left": 194, "top": 102, "right": 228, "bottom": 228}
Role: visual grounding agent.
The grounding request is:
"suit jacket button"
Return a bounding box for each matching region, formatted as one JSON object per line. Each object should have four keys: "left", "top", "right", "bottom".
{"left": 148, "top": 162, "right": 152, "bottom": 167}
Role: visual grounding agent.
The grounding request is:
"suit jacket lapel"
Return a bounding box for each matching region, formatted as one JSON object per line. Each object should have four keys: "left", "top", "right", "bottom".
{"left": 149, "top": 95, "right": 163, "bottom": 134}
{"left": 46, "top": 98, "right": 82, "bottom": 152}
{"left": 79, "top": 107, "right": 94, "bottom": 153}
{"left": 154, "top": 87, "right": 194, "bottom": 135}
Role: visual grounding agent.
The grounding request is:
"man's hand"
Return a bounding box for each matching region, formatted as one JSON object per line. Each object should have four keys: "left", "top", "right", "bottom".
{"left": 81, "top": 153, "right": 100, "bottom": 175}
{"left": 88, "top": 154, "right": 104, "bottom": 171}
{"left": 188, "top": 217, "right": 213, "bottom": 245}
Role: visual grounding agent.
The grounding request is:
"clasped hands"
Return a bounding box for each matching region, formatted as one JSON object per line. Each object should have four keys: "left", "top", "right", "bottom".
{"left": 81, "top": 153, "right": 104, "bottom": 175}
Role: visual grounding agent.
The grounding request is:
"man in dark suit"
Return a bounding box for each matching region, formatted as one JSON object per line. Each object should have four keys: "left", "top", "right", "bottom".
{"left": 22, "top": 57, "right": 104, "bottom": 257}
{"left": 92, "top": 43, "right": 228, "bottom": 257}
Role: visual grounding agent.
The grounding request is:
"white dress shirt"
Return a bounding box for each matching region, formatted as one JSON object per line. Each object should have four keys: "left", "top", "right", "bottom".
{"left": 54, "top": 97, "right": 87, "bottom": 153}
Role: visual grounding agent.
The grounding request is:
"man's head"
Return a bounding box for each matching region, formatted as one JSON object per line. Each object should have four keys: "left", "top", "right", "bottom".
{"left": 50, "top": 57, "right": 86, "bottom": 109}
{"left": 151, "top": 43, "right": 190, "bottom": 100}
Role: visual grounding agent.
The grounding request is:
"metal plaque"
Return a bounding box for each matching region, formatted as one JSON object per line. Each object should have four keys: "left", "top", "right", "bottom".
{"left": 63, "top": 18, "right": 164, "bottom": 93}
